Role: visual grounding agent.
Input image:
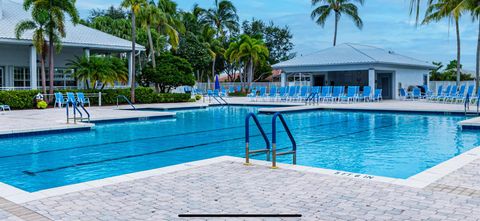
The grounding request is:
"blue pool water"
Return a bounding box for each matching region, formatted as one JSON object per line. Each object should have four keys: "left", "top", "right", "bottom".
{"left": 0, "top": 106, "right": 479, "bottom": 192}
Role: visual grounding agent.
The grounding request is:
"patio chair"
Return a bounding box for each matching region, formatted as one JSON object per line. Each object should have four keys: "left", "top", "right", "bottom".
{"left": 268, "top": 87, "right": 277, "bottom": 101}
{"left": 399, "top": 88, "right": 408, "bottom": 100}
{"left": 422, "top": 85, "right": 432, "bottom": 99}
{"left": 220, "top": 88, "right": 228, "bottom": 97}
{"left": 373, "top": 89, "right": 383, "bottom": 102}
{"left": 298, "top": 86, "right": 309, "bottom": 101}
{"left": 411, "top": 87, "right": 421, "bottom": 100}
{"left": 76, "top": 92, "right": 90, "bottom": 107}
{"left": 236, "top": 86, "right": 242, "bottom": 92}
{"left": 277, "top": 87, "right": 287, "bottom": 102}
{"left": 286, "top": 86, "right": 298, "bottom": 102}
{"left": 258, "top": 87, "right": 267, "bottom": 101}
{"left": 427, "top": 85, "right": 443, "bottom": 101}
{"left": 307, "top": 86, "right": 320, "bottom": 103}
{"left": 324, "top": 86, "right": 343, "bottom": 103}
{"left": 247, "top": 89, "right": 258, "bottom": 101}
{"left": 357, "top": 86, "right": 372, "bottom": 102}
{"left": 318, "top": 86, "right": 332, "bottom": 102}
{"left": 436, "top": 85, "right": 451, "bottom": 103}
{"left": 443, "top": 85, "right": 457, "bottom": 103}
{"left": 339, "top": 86, "right": 357, "bottom": 103}
{"left": 54, "top": 92, "right": 67, "bottom": 108}
{"left": 459, "top": 85, "right": 475, "bottom": 104}
{"left": 451, "top": 84, "right": 466, "bottom": 103}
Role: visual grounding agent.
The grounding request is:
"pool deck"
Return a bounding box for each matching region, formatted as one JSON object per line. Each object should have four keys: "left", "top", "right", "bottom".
{"left": 0, "top": 99, "right": 480, "bottom": 220}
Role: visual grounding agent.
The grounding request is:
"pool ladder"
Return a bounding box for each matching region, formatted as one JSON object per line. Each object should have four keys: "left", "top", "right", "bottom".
{"left": 244, "top": 112, "right": 297, "bottom": 168}
{"left": 66, "top": 101, "right": 90, "bottom": 124}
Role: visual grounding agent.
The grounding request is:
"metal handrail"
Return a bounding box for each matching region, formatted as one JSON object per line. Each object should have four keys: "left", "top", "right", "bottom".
{"left": 66, "top": 101, "right": 90, "bottom": 124}
{"left": 271, "top": 112, "right": 297, "bottom": 168}
{"left": 117, "top": 95, "right": 136, "bottom": 110}
{"left": 78, "top": 103, "right": 90, "bottom": 122}
{"left": 465, "top": 93, "right": 470, "bottom": 115}
{"left": 244, "top": 113, "right": 271, "bottom": 165}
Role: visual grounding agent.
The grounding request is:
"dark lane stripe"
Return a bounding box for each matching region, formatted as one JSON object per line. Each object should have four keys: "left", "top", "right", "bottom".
{"left": 22, "top": 117, "right": 357, "bottom": 176}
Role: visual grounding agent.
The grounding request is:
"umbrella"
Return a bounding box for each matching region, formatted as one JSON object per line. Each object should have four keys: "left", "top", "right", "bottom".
{"left": 214, "top": 74, "right": 221, "bottom": 90}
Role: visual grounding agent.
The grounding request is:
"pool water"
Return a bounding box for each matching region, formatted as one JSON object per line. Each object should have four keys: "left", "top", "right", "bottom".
{"left": 0, "top": 106, "right": 479, "bottom": 192}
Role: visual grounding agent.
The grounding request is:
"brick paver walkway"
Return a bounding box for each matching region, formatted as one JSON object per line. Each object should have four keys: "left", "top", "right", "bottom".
{"left": 3, "top": 159, "right": 476, "bottom": 221}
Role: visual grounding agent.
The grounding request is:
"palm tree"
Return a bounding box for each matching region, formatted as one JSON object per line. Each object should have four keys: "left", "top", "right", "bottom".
{"left": 424, "top": 0, "right": 464, "bottom": 86}
{"left": 157, "top": 0, "right": 182, "bottom": 50}
{"left": 138, "top": 2, "right": 161, "bottom": 68}
{"left": 200, "top": 26, "right": 224, "bottom": 85}
{"left": 311, "top": 0, "right": 364, "bottom": 46}
{"left": 69, "top": 56, "right": 128, "bottom": 90}
{"left": 24, "top": 0, "right": 79, "bottom": 100}
{"left": 121, "top": 0, "right": 147, "bottom": 103}
{"left": 15, "top": 8, "right": 49, "bottom": 95}
{"left": 198, "top": 0, "right": 239, "bottom": 38}
{"left": 225, "top": 35, "right": 269, "bottom": 89}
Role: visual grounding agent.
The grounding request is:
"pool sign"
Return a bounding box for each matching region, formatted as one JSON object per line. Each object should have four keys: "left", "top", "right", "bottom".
{"left": 333, "top": 171, "right": 375, "bottom": 180}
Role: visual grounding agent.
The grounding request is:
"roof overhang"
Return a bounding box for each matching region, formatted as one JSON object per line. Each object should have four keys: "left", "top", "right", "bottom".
{"left": 0, "top": 38, "right": 146, "bottom": 52}
{"left": 273, "top": 62, "right": 435, "bottom": 73}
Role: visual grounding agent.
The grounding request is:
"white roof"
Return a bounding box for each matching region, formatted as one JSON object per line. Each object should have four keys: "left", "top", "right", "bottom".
{"left": 0, "top": 0, "right": 144, "bottom": 51}
{"left": 273, "top": 43, "right": 434, "bottom": 70}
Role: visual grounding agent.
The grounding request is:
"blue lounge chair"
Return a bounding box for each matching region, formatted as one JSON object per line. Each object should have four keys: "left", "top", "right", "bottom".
{"left": 436, "top": 85, "right": 451, "bottom": 102}
{"left": 373, "top": 89, "right": 383, "bottom": 102}
{"left": 399, "top": 88, "right": 408, "bottom": 100}
{"left": 422, "top": 85, "right": 432, "bottom": 99}
{"left": 318, "top": 86, "right": 332, "bottom": 102}
{"left": 247, "top": 89, "right": 257, "bottom": 101}
{"left": 411, "top": 87, "right": 421, "bottom": 100}
{"left": 357, "top": 86, "right": 372, "bottom": 102}
{"left": 268, "top": 87, "right": 277, "bottom": 101}
{"left": 427, "top": 85, "right": 443, "bottom": 101}
{"left": 324, "top": 86, "right": 343, "bottom": 103}
{"left": 451, "top": 84, "right": 466, "bottom": 103}
{"left": 229, "top": 87, "right": 235, "bottom": 94}
{"left": 339, "top": 86, "right": 357, "bottom": 103}
{"left": 258, "top": 87, "right": 267, "bottom": 101}
{"left": 298, "top": 86, "right": 309, "bottom": 101}
{"left": 54, "top": 92, "right": 66, "bottom": 108}
{"left": 443, "top": 85, "right": 457, "bottom": 103}
{"left": 286, "top": 86, "right": 298, "bottom": 101}
{"left": 459, "top": 85, "right": 475, "bottom": 104}
{"left": 76, "top": 92, "right": 90, "bottom": 107}
{"left": 277, "top": 87, "right": 287, "bottom": 102}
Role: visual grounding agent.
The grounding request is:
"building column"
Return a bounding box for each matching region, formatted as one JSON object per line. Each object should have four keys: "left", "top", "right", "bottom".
{"left": 30, "top": 46, "right": 38, "bottom": 89}
{"left": 78, "top": 48, "right": 90, "bottom": 89}
{"left": 127, "top": 52, "right": 133, "bottom": 87}
{"left": 368, "top": 68, "right": 375, "bottom": 89}
{"left": 280, "top": 72, "right": 286, "bottom": 87}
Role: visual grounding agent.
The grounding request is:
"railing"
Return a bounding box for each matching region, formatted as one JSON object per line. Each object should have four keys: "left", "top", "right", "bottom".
{"left": 244, "top": 113, "right": 271, "bottom": 165}
{"left": 117, "top": 95, "right": 136, "bottom": 110}
{"left": 66, "top": 101, "right": 90, "bottom": 124}
{"left": 271, "top": 112, "right": 297, "bottom": 168}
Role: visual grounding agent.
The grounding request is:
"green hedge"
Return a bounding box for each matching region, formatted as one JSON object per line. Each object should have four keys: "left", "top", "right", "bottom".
{"left": 0, "top": 87, "right": 191, "bottom": 109}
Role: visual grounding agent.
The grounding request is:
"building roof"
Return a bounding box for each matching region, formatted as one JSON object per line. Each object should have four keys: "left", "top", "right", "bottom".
{"left": 272, "top": 43, "right": 435, "bottom": 70}
{"left": 0, "top": 0, "right": 144, "bottom": 51}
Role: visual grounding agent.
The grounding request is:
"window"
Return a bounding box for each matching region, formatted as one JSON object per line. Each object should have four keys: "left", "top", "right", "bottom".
{"left": 13, "top": 67, "right": 30, "bottom": 88}
{"left": 0, "top": 67, "right": 4, "bottom": 88}
{"left": 39, "top": 68, "right": 76, "bottom": 88}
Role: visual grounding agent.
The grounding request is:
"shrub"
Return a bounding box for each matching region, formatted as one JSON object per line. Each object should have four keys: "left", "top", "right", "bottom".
{"left": 37, "top": 100, "right": 48, "bottom": 109}
{"left": 188, "top": 98, "right": 196, "bottom": 102}
{"left": 0, "top": 87, "right": 191, "bottom": 109}
{"left": 195, "top": 95, "right": 202, "bottom": 100}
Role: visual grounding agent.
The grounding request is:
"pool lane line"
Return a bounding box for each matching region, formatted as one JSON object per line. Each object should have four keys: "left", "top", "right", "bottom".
{"left": 21, "top": 117, "right": 358, "bottom": 176}
{"left": 0, "top": 113, "right": 339, "bottom": 160}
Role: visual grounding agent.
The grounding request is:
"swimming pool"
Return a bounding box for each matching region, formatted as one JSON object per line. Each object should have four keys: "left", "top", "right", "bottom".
{"left": 0, "top": 106, "right": 478, "bottom": 192}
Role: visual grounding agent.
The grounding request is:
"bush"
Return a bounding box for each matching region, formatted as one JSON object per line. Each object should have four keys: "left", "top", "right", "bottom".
{"left": 229, "top": 92, "right": 248, "bottom": 97}
{"left": 0, "top": 87, "right": 191, "bottom": 109}
{"left": 37, "top": 100, "right": 48, "bottom": 109}
{"left": 195, "top": 95, "right": 202, "bottom": 100}
{"left": 188, "top": 98, "right": 196, "bottom": 102}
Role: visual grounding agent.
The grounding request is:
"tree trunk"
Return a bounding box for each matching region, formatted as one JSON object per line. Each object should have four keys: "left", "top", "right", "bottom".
{"left": 131, "top": 11, "right": 136, "bottom": 103}
{"left": 333, "top": 11, "right": 339, "bottom": 46}
{"left": 248, "top": 58, "right": 253, "bottom": 89}
{"left": 211, "top": 57, "right": 216, "bottom": 84}
{"left": 48, "top": 38, "right": 54, "bottom": 102}
{"left": 455, "top": 19, "right": 461, "bottom": 86}
{"left": 40, "top": 56, "right": 47, "bottom": 95}
{"left": 147, "top": 24, "right": 156, "bottom": 68}
{"left": 476, "top": 17, "right": 480, "bottom": 90}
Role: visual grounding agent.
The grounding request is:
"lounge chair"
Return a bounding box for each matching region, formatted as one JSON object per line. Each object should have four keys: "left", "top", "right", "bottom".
{"left": 268, "top": 87, "right": 277, "bottom": 101}
{"left": 422, "top": 85, "right": 432, "bottom": 99}
{"left": 399, "top": 88, "right": 408, "bottom": 100}
{"left": 443, "top": 85, "right": 457, "bottom": 103}
{"left": 357, "top": 86, "right": 372, "bottom": 102}
{"left": 247, "top": 89, "right": 257, "bottom": 101}
{"left": 76, "top": 92, "right": 90, "bottom": 107}
{"left": 277, "top": 87, "right": 287, "bottom": 102}
{"left": 451, "top": 85, "right": 466, "bottom": 103}
{"left": 54, "top": 92, "right": 67, "bottom": 108}
{"left": 298, "top": 86, "right": 309, "bottom": 101}
{"left": 427, "top": 85, "right": 443, "bottom": 101}
{"left": 373, "top": 89, "right": 383, "bottom": 102}
{"left": 459, "top": 85, "right": 475, "bottom": 104}
{"left": 411, "top": 87, "right": 421, "bottom": 100}
{"left": 220, "top": 88, "right": 228, "bottom": 97}
{"left": 258, "top": 87, "right": 267, "bottom": 101}
{"left": 339, "top": 86, "right": 357, "bottom": 103}
{"left": 436, "top": 85, "right": 452, "bottom": 103}
{"left": 324, "top": 86, "right": 343, "bottom": 103}
{"left": 318, "top": 86, "right": 332, "bottom": 102}
{"left": 286, "top": 86, "right": 298, "bottom": 101}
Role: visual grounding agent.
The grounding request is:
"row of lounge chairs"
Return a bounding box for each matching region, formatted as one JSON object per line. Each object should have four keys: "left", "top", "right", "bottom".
{"left": 401, "top": 84, "right": 478, "bottom": 104}
{"left": 248, "top": 86, "right": 383, "bottom": 103}
{"left": 54, "top": 92, "right": 91, "bottom": 108}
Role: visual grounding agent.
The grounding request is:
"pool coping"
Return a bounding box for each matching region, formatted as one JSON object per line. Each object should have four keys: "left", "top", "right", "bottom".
{"left": 1, "top": 145, "right": 479, "bottom": 204}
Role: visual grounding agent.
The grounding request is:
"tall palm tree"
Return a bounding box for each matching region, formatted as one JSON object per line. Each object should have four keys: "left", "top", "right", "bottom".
{"left": 15, "top": 8, "right": 49, "bottom": 95}
{"left": 225, "top": 35, "right": 269, "bottom": 89}
{"left": 198, "top": 0, "right": 239, "bottom": 38}
{"left": 157, "top": 0, "right": 182, "bottom": 50}
{"left": 424, "top": 0, "right": 464, "bottom": 86}
{"left": 138, "top": 2, "right": 161, "bottom": 68}
{"left": 200, "top": 26, "right": 224, "bottom": 84}
{"left": 24, "top": 0, "right": 79, "bottom": 99}
{"left": 121, "top": 0, "right": 147, "bottom": 103}
{"left": 311, "top": 0, "right": 364, "bottom": 46}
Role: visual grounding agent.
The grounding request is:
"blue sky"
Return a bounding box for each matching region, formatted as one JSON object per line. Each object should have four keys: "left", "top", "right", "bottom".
{"left": 29, "top": 0, "right": 480, "bottom": 70}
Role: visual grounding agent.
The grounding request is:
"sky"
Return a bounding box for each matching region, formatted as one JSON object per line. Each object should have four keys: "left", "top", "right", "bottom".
{"left": 17, "top": 0, "right": 479, "bottom": 70}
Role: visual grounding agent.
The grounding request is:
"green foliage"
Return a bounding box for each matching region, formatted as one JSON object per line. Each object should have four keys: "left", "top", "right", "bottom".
{"left": 195, "top": 94, "right": 202, "bottom": 100}
{"left": 139, "top": 53, "right": 196, "bottom": 93}
{"left": 37, "top": 100, "right": 48, "bottom": 109}
{"left": 176, "top": 32, "right": 211, "bottom": 73}
{"left": 429, "top": 60, "right": 474, "bottom": 81}
{"left": 0, "top": 90, "right": 39, "bottom": 109}
{"left": 68, "top": 56, "right": 128, "bottom": 90}
{"left": 188, "top": 98, "right": 197, "bottom": 102}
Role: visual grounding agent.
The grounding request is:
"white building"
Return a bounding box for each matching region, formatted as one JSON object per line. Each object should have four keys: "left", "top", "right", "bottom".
{"left": 272, "top": 43, "right": 435, "bottom": 99}
{"left": 0, "top": 0, "right": 144, "bottom": 90}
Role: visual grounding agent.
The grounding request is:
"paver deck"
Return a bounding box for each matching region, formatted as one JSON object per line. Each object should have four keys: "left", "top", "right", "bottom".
{"left": 1, "top": 157, "right": 475, "bottom": 221}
